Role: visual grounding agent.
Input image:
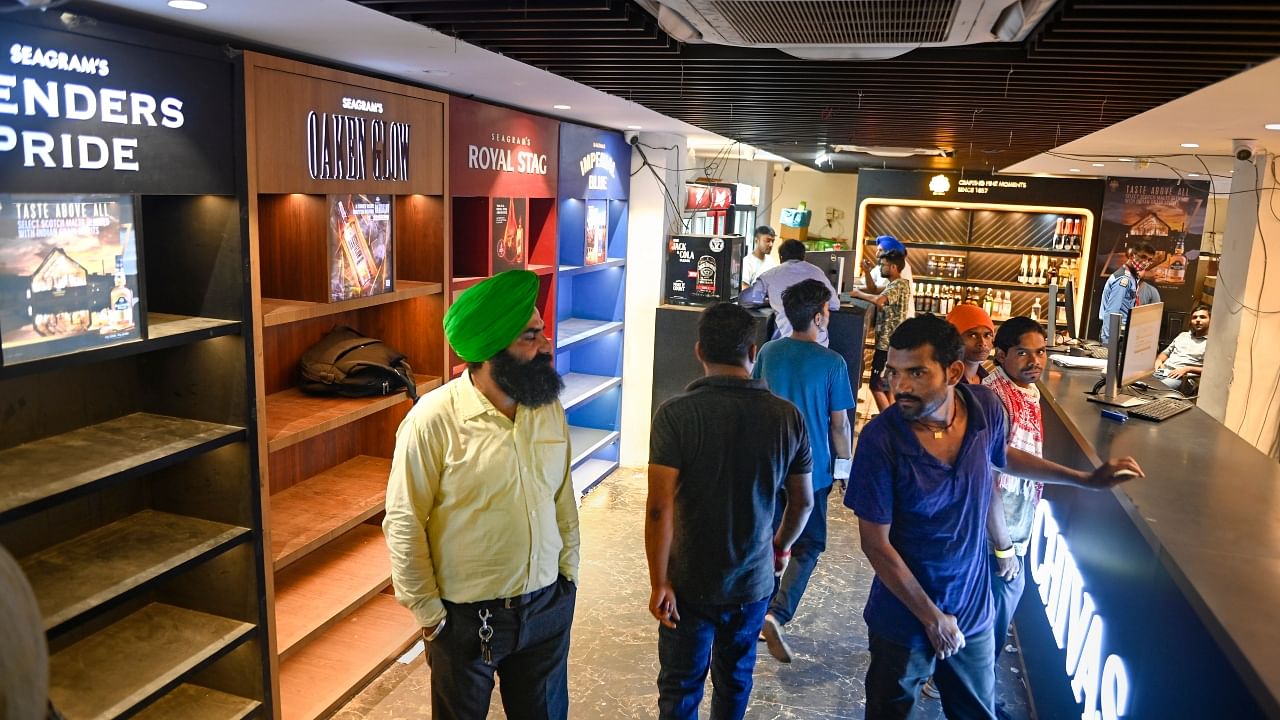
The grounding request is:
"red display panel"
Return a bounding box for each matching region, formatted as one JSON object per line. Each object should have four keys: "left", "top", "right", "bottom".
{"left": 450, "top": 97, "right": 559, "bottom": 199}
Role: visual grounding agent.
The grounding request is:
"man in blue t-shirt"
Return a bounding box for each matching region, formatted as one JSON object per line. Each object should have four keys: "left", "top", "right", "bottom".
{"left": 752, "top": 279, "right": 856, "bottom": 664}
{"left": 845, "top": 315, "right": 1143, "bottom": 720}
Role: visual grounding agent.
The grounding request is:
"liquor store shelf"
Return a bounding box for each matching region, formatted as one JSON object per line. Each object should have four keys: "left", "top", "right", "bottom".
{"left": 270, "top": 456, "right": 389, "bottom": 570}
{"left": 0, "top": 413, "right": 246, "bottom": 522}
{"left": 556, "top": 318, "right": 624, "bottom": 350}
{"left": 560, "top": 373, "right": 622, "bottom": 411}
{"left": 22, "top": 509, "right": 250, "bottom": 635}
{"left": 904, "top": 241, "right": 1081, "bottom": 257}
{"left": 47, "top": 603, "right": 256, "bottom": 720}
{"left": 261, "top": 281, "right": 443, "bottom": 327}
{"left": 0, "top": 313, "right": 241, "bottom": 383}
{"left": 572, "top": 458, "right": 619, "bottom": 496}
{"left": 264, "top": 375, "right": 442, "bottom": 453}
{"left": 568, "top": 426, "right": 620, "bottom": 468}
{"left": 131, "top": 684, "right": 259, "bottom": 720}
{"left": 913, "top": 276, "right": 1062, "bottom": 293}
{"left": 559, "top": 258, "right": 626, "bottom": 276}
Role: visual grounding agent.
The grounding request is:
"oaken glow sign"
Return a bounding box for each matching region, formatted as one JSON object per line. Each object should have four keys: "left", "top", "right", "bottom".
{"left": 1028, "top": 502, "right": 1131, "bottom": 720}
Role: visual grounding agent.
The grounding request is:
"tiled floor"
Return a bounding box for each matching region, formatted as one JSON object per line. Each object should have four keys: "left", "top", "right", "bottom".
{"left": 336, "top": 467, "right": 1033, "bottom": 719}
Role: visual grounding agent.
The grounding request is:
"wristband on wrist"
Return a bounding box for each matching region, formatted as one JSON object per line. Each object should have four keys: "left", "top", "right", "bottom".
{"left": 773, "top": 546, "right": 791, "bottom": 559}
{"left": 423, "top": 616, "right": 447, "bottom": 641}
{"left": 993, "top": 546, "right": 1016, "bottom": 559}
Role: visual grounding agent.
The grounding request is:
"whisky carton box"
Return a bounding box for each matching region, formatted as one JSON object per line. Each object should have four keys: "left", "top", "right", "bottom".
{"left": 664, "top": 234, "right": 745, "bottom": 306}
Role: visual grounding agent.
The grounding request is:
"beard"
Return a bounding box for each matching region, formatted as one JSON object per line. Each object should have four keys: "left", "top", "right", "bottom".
{"left": 490, "top": 349, "right": 564, "bottom": 408}
{"left": 895, "top": 391, "right": 945, "bottom": 421}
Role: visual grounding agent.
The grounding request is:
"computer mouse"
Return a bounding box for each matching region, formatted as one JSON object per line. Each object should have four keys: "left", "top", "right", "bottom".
{"left": 1132, "top": 381, "right": 1150, "bottom": 391}
{"left": 1069, "top": 346, "right": 1087, "bottom": 357}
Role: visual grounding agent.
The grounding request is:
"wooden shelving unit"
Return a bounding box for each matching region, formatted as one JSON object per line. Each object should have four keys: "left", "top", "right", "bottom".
{"left": 276, "top": 594, "right": 419, "bottom": 720}
{"left": 48, "top": 603, "right": 255, "bottom": 720}
{"left": 243, "top": 52, "right": 449, "bottom": 719}
{"left": 0, "top": 15, "right": 272, "bottom": 718}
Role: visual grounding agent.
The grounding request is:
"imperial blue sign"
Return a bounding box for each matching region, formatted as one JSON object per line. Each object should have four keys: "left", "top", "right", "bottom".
{"left": 558, "top": 122, "right": 628, "bottom": 200}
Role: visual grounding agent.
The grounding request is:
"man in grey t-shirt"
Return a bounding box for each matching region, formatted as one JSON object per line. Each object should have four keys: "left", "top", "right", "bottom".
{"left": 1155, "top": 304, "right": 1210, "bottom": 393}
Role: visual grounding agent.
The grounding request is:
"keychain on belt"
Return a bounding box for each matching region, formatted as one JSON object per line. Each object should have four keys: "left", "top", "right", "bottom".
{"left": 478, "top": 609, "right": 494, "bottom": 665}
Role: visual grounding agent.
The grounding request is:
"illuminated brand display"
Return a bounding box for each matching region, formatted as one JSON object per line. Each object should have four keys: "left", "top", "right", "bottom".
{"left": 305, "top": 100, "right": 410, "bottom": 181}
{"left": 1029, "top": 502, "right": 1131, "bottom": 720}
{"left": 341, "top": 97, "right": 383, "bottom": 114}
{"left": 0, "top": 21, "right": 234, "bottom": 194}
{"left": 1, "top": 45, "right": 184, "bottom": 172}
{"left": 467, "top": 130, "right": 548, "bottom": 176}
{"left": 579, "top": 143, "right": 616, "bottom": 191}
{"left": 929, "top": 174, "right": 951, "bottom": 195}
{"left": 451, "top": 97, "right": 558, "bottom": 198}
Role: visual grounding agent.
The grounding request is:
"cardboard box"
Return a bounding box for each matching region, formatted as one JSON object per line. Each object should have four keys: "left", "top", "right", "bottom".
{"left": 780, "top": 224, "right": 809, "bottom": 242}
{"left": 665, "top": 234, "right": 745, "bottom": 306}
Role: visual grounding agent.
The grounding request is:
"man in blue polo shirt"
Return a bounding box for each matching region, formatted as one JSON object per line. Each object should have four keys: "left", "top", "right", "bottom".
{"left": 845, "top": 315, "right": 1143, "bottom": 719}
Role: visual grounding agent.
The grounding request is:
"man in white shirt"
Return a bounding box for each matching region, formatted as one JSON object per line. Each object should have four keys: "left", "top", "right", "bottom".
{"left": 741, "top": 225, "right": 777, "bottom": 289}
{"left": 1155, "top": 304, "right": 1210, "bottom": 393}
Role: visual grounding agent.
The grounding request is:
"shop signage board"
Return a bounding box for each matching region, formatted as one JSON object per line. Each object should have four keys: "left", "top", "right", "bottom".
{"left": 0, "top": 20, "right": 233, "bottom": 194}
{"left": 557, "top": 122, "right": 628, "bottom": 201}
{"left": 855, "top": 169, "right": 1105, "bottom": 215}
{"left": 1089, "top": 177, "right": 1209, "bottom": 330}
{"left": 250, "top": 60, "right": 442, "bottom": 195}
{"left": 450, "top": 96, "right": 558, "bottom": 199}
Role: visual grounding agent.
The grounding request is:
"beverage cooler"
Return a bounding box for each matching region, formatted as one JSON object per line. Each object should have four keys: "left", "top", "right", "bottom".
{"left": 665, "top": 234, "right": 746, "bottom": 306}
{"left": 683, "top": 182, "right": 736, "bottom": 235}
{"left": 730, "top": 182, "right": 760, "bottom": 237}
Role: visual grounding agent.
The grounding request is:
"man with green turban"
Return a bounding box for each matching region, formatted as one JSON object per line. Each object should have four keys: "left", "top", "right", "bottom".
{"left": 384, "top": 270, "right": 580, "bottom": 720}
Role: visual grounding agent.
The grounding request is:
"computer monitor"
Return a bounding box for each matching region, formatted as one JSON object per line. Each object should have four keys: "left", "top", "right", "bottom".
{"left": 1087, "top": 302, "right": 1163, "bottom": 407}
{"left": 807, "top": 250, "right": 856, "bottom": 293}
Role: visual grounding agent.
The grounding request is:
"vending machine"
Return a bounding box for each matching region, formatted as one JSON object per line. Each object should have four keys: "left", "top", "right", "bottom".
{"left": 664, "top": 234, "right": 746, "bottom": 306}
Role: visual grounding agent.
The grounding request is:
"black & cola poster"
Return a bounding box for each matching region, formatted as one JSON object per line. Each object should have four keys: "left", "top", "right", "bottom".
{"left": 492, "top": 197, "right": 527, "bottom": 272}
{"left": 1089, "top": 177, "right": 1209, "bottom": 332}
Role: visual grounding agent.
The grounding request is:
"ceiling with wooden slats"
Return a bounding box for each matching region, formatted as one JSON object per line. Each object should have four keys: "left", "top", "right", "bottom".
{"left": 353, "top": 0, "right": 1280, "bottom": 172}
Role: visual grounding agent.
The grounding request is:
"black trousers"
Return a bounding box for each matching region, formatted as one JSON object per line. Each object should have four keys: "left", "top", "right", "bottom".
{"left": 428, "top": 576, "right": 577, "bottom": 720}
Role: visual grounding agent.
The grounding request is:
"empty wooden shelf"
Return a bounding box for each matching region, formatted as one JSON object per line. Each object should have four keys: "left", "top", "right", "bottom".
{"left": 274, "top": 524, "right": 392, "bottom": 658}
{"left": 48, "top": 603, "right": 254, "bottom": 720}
{"left": 0, "top": 413, "right": 245, "bottom": 521}
{"left": 131, "top": 684, "right": 259, "bottom": 720}
{"left": 261, "top": 281, "right": 444, "bottom": 327}
{"left": 278, "top": 593, "right": 417, "bottom": 720}
{"left": 270, "top": 456, "right": 390, "bottom": 570}
{"left": 147, "top": 313, "right": 241, "bottom": 342}
{"left": 23, "top": 509, "right": 248, "bottom": 633}
{"left": 264, "top": 375, "right": 442, "bottom": 452}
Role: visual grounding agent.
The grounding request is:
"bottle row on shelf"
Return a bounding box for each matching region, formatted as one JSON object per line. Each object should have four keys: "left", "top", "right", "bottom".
{"left": 915, "top": 282, "right": 1022, "bottom": 321}
{"left": 1018, "top": 256, "right": 1081, "bottom": 287}
{"left": 926, "top": 253, "right": 967, "bottom": 279}
{"left": 1053, "top": 217, "right": 1085, "bottom": 252}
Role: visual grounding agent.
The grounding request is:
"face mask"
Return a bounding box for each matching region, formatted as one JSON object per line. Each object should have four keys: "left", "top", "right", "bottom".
{"left": 1129, "top": 259, "right": 1150, "bottom": 275}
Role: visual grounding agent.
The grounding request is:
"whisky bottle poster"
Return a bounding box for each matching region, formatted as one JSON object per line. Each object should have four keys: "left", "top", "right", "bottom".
{"left": 0, "top": 194, "right": 144, "bottom": 365}
{"left": 1091, "top": 178, "right": 1209, "bottom": 325}
{"left": 327, "top": 194, "right": 393, "bottom": 302}
{"left": 493, "top": 197, "right": 527, "bottom": 273}
{"left": 585, "top": 200, "right": 608, "bottom": 265}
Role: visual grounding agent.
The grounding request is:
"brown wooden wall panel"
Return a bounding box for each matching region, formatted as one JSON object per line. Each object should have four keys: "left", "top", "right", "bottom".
{"left": 258, "top": 194, "right": 329, "bottom": 303}
{"left": 395, "top": 194, "right": 445, "bottom": 285}
{"left": 266, "top": 409, "right": 403, "bottom": 494}
{"left": 246, "top": 54, "right": 444, "bottom": 196}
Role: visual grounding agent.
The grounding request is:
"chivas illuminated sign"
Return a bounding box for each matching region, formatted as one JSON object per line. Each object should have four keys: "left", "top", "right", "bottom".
{"left": 1029, "top": 502, "right": 1131, "bottom": 720}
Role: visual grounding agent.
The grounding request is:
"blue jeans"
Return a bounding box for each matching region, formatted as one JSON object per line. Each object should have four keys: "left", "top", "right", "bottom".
{"left": 770, "top": 485, "right": 831, "bottom": 624}
{"left": 657, "top": 597, "right": 769, "bottom": 720}
{"left": 865, "top": 629, "right": 996, "bottom": 720}
{"left": 990, "top": 553, "right": 1026, "bottom": 662}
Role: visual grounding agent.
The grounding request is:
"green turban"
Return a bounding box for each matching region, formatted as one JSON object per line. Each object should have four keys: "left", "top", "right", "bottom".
{"left": 444, "top": 270, "right": 540, "bottom": 362}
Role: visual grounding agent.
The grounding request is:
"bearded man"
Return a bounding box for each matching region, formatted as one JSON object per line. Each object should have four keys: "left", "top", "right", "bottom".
{"left": 384, "top": 270, "right": 579, "bottom": 720}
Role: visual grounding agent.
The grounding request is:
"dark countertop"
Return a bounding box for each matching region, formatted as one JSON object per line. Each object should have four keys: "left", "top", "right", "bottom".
{"left": 1039, "top": 365, "right": 1280, "bottom": 716}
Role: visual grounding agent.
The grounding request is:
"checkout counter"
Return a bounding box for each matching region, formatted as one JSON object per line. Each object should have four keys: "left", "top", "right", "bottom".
{"left": 651, "top": 298, "right": 874, "bottom": 414}
{"left": 1023, "top": 365, "right": 1280, "bottom": 719}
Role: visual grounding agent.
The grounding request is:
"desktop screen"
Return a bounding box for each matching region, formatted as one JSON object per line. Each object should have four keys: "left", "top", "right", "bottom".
{"left": 1121, "top": 302, "right": 1163, "bottom": 387}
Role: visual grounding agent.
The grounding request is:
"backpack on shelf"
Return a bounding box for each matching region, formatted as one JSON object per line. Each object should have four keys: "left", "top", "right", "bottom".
{"left": 299, "top": 325, "right": 418, "bottom": 400}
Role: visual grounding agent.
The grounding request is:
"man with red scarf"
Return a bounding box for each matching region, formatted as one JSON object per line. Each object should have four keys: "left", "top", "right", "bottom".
{"left": 1098, "top": 242, "right": 1161, "bottom": 344}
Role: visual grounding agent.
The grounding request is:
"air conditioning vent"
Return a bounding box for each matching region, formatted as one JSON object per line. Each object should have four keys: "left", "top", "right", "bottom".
{"left": 711, "top": 0, "right": 960, "bottom": 46}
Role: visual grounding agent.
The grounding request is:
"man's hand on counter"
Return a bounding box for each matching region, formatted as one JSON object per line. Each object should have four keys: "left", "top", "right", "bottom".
{"left": 1082, "top": 457, "right": 1145, "bottom": 488}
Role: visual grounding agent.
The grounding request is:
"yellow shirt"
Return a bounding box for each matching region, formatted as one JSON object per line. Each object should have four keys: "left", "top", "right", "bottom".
{"left": 383, "top": 371, "right": 580, "bottom": 627}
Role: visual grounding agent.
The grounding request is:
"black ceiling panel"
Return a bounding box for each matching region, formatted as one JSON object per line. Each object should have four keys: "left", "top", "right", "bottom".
{"left": 354, "top": 0, "right": 1280, "bottom": 172}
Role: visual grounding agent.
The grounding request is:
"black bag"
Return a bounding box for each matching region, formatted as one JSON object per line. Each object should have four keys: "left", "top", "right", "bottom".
{"left": 299, "top": 326, "right": 417, "bottom": 400}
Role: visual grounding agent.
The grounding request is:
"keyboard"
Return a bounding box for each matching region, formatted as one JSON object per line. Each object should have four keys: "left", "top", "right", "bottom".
{"left": 1127, "top": 397, "right": 1193, "bottom": 422}
{"left": 1085, "top": 345, "right": 1109, "bottom": 360}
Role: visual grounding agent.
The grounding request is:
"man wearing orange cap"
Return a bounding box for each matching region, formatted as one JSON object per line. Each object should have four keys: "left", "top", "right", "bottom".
{"left": 948, "top": 304, "right": 996, "bottom": 386}
{"left": 384, "top": 270, "right": 580, "bottom": 720}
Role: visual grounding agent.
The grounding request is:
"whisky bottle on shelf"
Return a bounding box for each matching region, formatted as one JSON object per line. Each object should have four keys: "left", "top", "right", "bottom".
{"left": 1031, "top": 297, "right": 1042, "bottom": 323}
{"left": 1002, "top": 291, "right": 1013, "bottom": 320}
{"left": 1053, "top": 217, "right": 1065, "bottom": 251}
{"left": 1071, "top": 218, "right": 1082, "bottom": 252}
{"left": 1019, "top": 254, "right": 1029, "bottom": 284}
{"left": 335, "top": 199, "right": 376, "bottom": 290}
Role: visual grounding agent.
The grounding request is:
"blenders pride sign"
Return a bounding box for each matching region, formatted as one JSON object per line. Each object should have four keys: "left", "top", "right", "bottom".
{"left": 0, "top": 19, "right": 234, "bottom": 194}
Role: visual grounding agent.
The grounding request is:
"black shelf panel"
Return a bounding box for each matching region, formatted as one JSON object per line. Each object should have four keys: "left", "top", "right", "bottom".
{"left": 904, "top": 241, "right": 1080, "bottom": 258}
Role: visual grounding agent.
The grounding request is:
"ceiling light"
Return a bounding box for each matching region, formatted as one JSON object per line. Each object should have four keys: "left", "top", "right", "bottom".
{"left": 1180, "top": 143, "right": 1200, "bottom": 148}
{"left": 167, "top": 0, "right": 207, "bottom": 9}
{"left": 1092, "top": 163, "right": 1105, "bottom": 167}
{"left": 553, "top": 104, "right": 571, "bottom": 110}
{"left": 1266, "top": 123, "right": 1280, "bottom": 131}
{"left": 1189, "top": 173, "right": 1201, "bottom": 177}
{"left": 627, "top": 125, "right": 642, "bottom": 130}
{"left": 1069, "top": 168, "right": 1081, "bottom": 173}
{"left": 1118, "top": 157, "right": 1134, "bottom": 162}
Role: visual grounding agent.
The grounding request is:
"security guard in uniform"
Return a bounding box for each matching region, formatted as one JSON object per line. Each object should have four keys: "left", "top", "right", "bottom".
{"left": 1099, "top": 242, "right": 1161, "bottom": 344}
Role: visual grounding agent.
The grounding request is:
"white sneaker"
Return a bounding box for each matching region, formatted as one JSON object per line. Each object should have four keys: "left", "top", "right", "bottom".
{"left": 760, "top": 613, "right": 793, "bottom": 663}
{"left": 921, "top": 677, "right": 941, "bottom": 699}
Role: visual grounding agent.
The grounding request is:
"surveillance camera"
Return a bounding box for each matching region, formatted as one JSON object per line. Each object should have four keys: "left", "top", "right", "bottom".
{"left": 1233, "top": 139, "right": 1259, "bottom": 163}
{"left": 783, "top": 164, "right": 792, "bottom": 172}
{"left": 624, "top": 130, "right": 639, "bottom": 145}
